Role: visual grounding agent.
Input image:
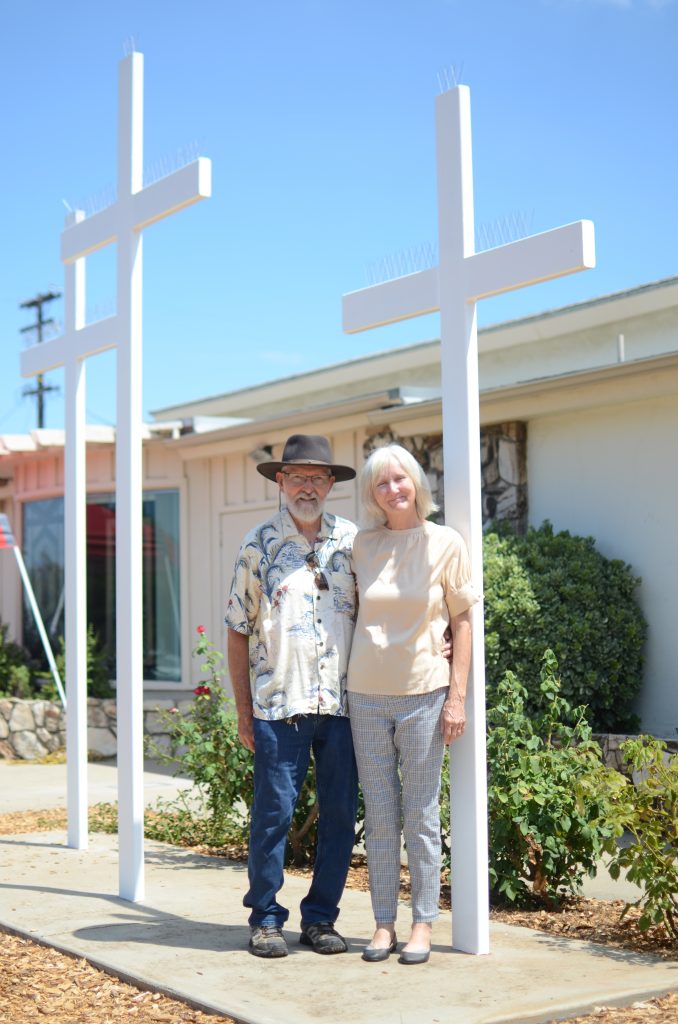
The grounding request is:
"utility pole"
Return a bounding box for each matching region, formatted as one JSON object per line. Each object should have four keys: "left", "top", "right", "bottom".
{"left": 20, "top": 290, "right": 61, "bottom": 428}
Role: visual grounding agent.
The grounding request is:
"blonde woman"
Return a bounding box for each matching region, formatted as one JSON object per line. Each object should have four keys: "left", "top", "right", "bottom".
{"left": 347, "top": 444, "right": 480, "bottom": 965}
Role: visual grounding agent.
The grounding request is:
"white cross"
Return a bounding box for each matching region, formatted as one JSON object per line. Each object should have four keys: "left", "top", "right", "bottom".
{"left": 343, "top": 85, "right": 595, "bottom": 955}
{"left": 20, "top": 51, "right": 211, "bottom": 902}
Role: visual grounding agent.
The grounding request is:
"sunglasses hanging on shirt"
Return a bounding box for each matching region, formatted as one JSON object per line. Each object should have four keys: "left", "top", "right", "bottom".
{"left": 305, "top": 551, "right": 330, "bottom": 591}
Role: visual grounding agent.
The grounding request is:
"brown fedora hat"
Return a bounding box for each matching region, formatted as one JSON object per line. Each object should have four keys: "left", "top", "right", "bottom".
{"left": 256, "top": 434, "right": 356, "bottom": 482}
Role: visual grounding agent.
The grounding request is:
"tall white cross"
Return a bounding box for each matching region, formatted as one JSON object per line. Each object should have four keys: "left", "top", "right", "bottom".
{"left": 20, "top": 51, "right": 211, "bottom": 902}
{"left": 343, "top": 85, "right": 595, "bottom": 955}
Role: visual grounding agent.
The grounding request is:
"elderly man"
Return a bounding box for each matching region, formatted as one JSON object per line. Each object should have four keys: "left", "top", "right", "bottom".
{"left": 226, "top": 434, "right": 359, "bottom": 959}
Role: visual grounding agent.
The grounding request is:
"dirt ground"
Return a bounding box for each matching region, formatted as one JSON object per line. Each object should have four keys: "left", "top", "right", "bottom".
{"left": 1, "top": 807, "right": 676, "bottom": 1024}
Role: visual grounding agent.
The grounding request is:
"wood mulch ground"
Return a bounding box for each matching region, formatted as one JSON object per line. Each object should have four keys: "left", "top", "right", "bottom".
{"left": 1, "top": 807, "right": 676, "bottom": 1024}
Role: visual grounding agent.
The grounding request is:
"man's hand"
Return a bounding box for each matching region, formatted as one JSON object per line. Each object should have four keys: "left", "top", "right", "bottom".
{"left": 237, "top": 710, "right": 255, "bottom": 752}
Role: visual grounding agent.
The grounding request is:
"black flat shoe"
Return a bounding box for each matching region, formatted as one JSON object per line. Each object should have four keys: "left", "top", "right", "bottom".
{"left": 362, "top": 934, "right": 398, "bottom": 962}
{"left": 398, "top": 947, "right": 430, "bottom": 965}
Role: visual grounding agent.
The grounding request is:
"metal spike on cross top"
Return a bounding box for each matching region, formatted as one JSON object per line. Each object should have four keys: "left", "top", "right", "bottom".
{"left": 20, "top": 50, "right": 211, "bottom": 903}
{"left": 343, "top": 83, "right": 595, "bottom": 955}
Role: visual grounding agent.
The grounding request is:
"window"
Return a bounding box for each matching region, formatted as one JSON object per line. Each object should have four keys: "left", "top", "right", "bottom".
{"left": 22, "top": 490, "right": 181, "bottom": 683}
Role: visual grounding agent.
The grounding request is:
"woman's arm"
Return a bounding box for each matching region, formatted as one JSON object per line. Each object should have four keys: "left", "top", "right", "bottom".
{"left": 440, "top": 608, "right": 472, "bottom": 744}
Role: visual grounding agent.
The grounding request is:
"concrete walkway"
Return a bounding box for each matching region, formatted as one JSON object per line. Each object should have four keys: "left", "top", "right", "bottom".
{"left": 0, "top": 758, "right": 196, "bottom": 813}
{"left": 0, "top": 762, "right": 675, "bottom": 1024}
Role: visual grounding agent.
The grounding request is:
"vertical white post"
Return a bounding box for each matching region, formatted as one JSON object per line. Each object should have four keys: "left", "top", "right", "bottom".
{"left": 437, "top": 87, "right": 489, "bottom": 955}
{"left": 64, "top": 209, "right": 89, "bottom": 848}
{"left": 116, "top": 51, "right": 145, "bottom": 902}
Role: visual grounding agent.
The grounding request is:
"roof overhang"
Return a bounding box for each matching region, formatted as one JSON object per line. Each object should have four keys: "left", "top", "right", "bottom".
{"left": 152, "top": 275, "right": 678, "bottom": 421}
{"left": 167, "top": 350, "right": 678, "bottom": 458}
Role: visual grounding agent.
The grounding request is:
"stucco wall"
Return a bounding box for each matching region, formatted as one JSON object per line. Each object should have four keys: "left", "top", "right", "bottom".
{"left": 527, "top": 392, "right": 678, "bottom": 737}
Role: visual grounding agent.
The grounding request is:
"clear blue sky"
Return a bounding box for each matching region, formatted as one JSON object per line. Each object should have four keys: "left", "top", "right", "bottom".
{"left": 2, "top": 0, "right": 677, "bottom": 434}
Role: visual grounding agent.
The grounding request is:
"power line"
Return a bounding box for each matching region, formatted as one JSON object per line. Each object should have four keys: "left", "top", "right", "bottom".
{"left": 19, "top": 290, "right": 61, "bottom": 429}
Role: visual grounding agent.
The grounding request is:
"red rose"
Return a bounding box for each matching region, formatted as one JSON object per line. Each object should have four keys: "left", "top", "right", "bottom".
{"left": 194, "top": 685, "right": 211, "bottom": 696}
{"left": 196, "top": 625, "right": 205, "bottom": 634}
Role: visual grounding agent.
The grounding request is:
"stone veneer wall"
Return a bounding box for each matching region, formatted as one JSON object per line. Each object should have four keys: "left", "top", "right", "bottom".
{"left": 595, "top": 733, "right": 678, "bottom": 777}
{"left": 0, "top": 697, "right": 192, "bottom": 761}
{"left": 364, "top": 422, "right": 528, "bottom": 533}
{"left": 2, "top": 698, "right": 676, "bottom": 774}
{"left": 0, "top": 698, "right": 67, "bottom": 760}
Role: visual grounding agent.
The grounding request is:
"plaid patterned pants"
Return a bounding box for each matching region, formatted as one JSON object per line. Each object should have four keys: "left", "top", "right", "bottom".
{"left": 347, "top": 688, "right": 447, "bottom": 924}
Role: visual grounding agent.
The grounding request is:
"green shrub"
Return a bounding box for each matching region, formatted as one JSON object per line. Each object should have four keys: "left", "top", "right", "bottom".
{"left": 52, "top": 625, "right": 114, "bottom": 699}
{"left": 483, "top": 522, "right": 646, "bottom": 732}
{"left": 7, "top": 664, "right": 32, "bottom": 699}
{"left": 486, "top": 650, "right": 627, "bottom": 906}
{"left": 0, "top": 622, "right": 36, "bottom": 698}
{"left": 608, "top": 736, "right": 678, "bottom": 940}
{"left": 146, "top": 628, "right": 253, "bottom": 845}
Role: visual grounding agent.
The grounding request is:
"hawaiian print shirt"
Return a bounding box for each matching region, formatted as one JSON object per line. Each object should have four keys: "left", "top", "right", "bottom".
{"left": 225, "top": 507, "right": 358, "bottom": 721}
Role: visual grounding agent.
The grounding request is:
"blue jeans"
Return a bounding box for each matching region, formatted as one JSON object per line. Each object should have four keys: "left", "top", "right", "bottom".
{"left": 245, "top": 714, "right": 358, "bottom": 929}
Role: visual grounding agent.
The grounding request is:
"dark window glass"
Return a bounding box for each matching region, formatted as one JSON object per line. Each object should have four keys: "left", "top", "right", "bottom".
{"left": 22, "top": 490, "right": 181, "bottom": 683}
{"left": 142, "top": 490, "right": 181, "bottom": 682}
{"left": 22, "top": 497, "right": 65, "bottom": 655}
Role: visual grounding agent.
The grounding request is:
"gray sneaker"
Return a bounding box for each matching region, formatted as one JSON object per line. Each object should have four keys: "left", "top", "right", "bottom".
{"left": 299, "top": 922, "right": 348, "bottom": 954}
{"left": 249, "top": 925, "right": 288, "bottom": 958}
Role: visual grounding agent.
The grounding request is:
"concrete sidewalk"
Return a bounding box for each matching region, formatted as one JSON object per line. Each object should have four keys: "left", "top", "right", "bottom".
{"left": 0, "top": 764, "right": 676, "bottom": 1024}
{"left": 0, "top": 758, "right": 196, "bottom": 813}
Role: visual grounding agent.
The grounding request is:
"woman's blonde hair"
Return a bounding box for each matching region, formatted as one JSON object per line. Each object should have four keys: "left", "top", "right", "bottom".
{"left": 359, "top": 443, "right": 439, "bottom": 527}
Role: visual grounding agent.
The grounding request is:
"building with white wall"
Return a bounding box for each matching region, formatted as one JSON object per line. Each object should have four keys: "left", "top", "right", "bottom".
{"left": 1, "top": 275, "right": 676, "bottom": 736}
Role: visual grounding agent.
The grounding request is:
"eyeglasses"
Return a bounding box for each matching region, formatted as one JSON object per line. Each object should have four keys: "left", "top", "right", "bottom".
{"left": 305, "top": 551, "right": 330, "bottom": 591}
{"left": 281, "top": 472, "right": 332, "bottom": 488}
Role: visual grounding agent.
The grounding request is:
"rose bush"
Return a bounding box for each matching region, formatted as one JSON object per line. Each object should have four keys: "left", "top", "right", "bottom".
{"left": 149, "top": 627, "right": 322, "bottom": 862}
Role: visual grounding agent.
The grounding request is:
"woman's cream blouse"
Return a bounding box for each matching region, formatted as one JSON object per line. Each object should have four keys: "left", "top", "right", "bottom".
{"left": 347, "top": 520, "right": 481, "bottom": 696}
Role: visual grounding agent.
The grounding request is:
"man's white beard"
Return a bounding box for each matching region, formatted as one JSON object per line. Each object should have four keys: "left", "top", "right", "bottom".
{"left": 287, "top": 494, "right": 325, "bottom": 524}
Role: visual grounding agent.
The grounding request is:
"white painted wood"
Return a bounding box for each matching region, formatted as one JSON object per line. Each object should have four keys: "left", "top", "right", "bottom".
{"left": 115, "top": 51, "right": 146, "bottom": 904}
{"left": 60, "top": 160, "right": 210, "bottom": 263}
{"left": 63, "top": 210, "right": 88, "bottom": 848}
{"left": 343, "top": 268, "right": 439, "bottom": 334}
{"left": 20, "top": 317, "right": 117, "bottom": 377}
{"left": 342, "top": 85, "right": 595, "bottom": 954}
{"left": 19, "top": 50, "right": 211, "bottom": 902}
{"left": 465, "top": 221, "right": 595, "bottom": 303}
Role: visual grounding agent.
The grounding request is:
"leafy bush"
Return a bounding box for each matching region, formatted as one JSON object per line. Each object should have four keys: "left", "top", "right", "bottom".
{"left": 52, "top": 624, "right": 114, "bottom": 699}
{"left": 147, "top": 628, "right": 254, "bottom": 845}
{"left": 0, "top": 622, "right": 36, "bottom": 698}
{"left": 149, "top": 627, "right": 320, "bottom": 863}
{"left": 486, "top": 650, "right": 627, "bottom": 906}
{"left": 609, "top": 736, "right": 678, "bottom": 940}
{"left": 483, "top": 522, "right": 646, "bottom": 732}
